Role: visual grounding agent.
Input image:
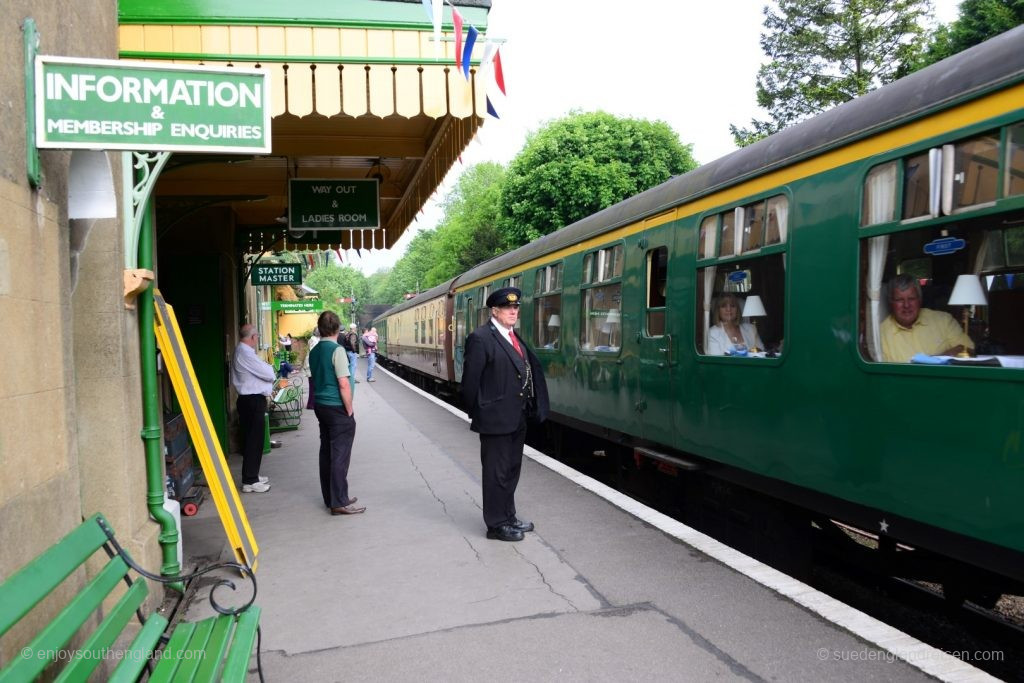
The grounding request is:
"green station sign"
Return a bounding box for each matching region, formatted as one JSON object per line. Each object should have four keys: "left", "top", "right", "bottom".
{"left": 35, "top": 56, "right": 271, "bottom": 153}
{"left": 272, "top": 300, "right": 324, "bottom": 313}
{"left": 252, "top": 264, "right": 302, "bottom": 285}
{"left": 288, "top": 179, "right": 380, "bottom": 234}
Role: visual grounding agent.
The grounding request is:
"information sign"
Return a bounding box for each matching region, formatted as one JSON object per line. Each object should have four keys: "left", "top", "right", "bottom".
{"left": 35, "top": 56, "right": 271, "bottom": 153}
{"left": 273, "top": 300, "right": 324, "bottom": 313}
{"left": 288, "top": 179, "right": 380, "bottom": 232}
{"left": 252, "top": 264, "right": 302, "bottom": 285}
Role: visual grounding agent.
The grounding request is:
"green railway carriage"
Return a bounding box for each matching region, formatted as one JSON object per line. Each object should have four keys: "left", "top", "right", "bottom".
{"left": 378, "top": 27, "right": 1024, "bottom": 590}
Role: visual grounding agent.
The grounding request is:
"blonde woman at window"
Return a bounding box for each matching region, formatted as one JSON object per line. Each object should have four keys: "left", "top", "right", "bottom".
{"left": 708, "top": 293, "right": 763, "bottom": 355}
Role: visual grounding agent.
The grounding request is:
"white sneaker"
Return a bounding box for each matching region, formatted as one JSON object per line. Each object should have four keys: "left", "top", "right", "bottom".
{"left": 242, "top": 481, "right": 271, "bottom": 493}
{"left": 258, "top": 475, "right": 270, "bottom": 484}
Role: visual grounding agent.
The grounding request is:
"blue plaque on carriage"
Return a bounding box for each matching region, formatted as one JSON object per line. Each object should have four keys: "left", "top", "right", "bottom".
{"left": 923, "top": 237, "right": 966, "bottom": 255}
{"left": 727, "top": 270, "right": 748, "bottom": 283}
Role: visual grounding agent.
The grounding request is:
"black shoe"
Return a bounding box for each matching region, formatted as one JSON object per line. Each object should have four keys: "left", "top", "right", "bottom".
{"left": 486, "top": 524, "right": 524, "bottom": 542}
{"left": 511, "top": 518, "right": 534, "bottom": 533}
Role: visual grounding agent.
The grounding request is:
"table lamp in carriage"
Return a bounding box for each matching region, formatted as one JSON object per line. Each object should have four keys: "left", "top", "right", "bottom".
{"left": 947, "top": 274, "right": 987, "bottom": 358}
{"left": 604, "top": 308, "right": 621, "bottom": 347}
{"left": 741, "top": 295, "right": 767, "bottom": 353}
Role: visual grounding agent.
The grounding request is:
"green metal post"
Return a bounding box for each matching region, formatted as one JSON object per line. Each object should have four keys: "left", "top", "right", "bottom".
{"left": 137, "top": 202, "right": 183, "bottom": 589}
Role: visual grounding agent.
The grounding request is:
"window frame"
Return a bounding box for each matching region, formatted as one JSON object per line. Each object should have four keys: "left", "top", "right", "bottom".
{"left": 580, "top": 242, "right": 625, "bottom": 355}
{"left": 856, "top": 115, "right": 1024, "bottom": 378}
{"left": 533, "top": 262, "right": 563, "bottom": 352}
{"left": 695, "top": 190, "right": 791, "bottom": 363}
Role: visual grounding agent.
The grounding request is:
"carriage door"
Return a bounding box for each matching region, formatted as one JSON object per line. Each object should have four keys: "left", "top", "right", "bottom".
{"left": 634, "top": 231, "right": 675, "bottom": 445}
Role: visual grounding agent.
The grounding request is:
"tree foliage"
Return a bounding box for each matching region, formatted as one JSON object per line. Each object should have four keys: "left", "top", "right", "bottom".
{"left": 303, "top": 265, "right": 368, "bottom": 325}
{"left": 731, "top": 0, "right": 931, "bottom": 147}
{"left": 499, "top": 111, "right": 697, "bottom": 244}
{"left": 425, "top": 162, "right": 508, "bottom": 284}
{"left": 912, "top": 0, "right": 1024, "bottom": 69}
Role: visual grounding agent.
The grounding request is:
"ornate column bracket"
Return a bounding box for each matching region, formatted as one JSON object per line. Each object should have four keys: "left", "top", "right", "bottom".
{"left": 122, "top": 151, "right": 170, "bottom": 306}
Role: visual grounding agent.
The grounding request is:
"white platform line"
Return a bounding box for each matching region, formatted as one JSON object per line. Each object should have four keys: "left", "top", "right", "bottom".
{"left": 377, "top": 366, "right": 997, "bottom": 683}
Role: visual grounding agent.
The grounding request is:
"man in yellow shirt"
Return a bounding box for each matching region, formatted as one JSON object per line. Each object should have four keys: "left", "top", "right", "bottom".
{"left": 881, "top": 274, "right": 974, "bottom": 362}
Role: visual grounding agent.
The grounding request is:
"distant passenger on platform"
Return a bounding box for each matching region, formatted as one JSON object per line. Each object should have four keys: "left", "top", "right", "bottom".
{"left": 343, "top": 323, "right": 361, "bottom": 391}
{"left": 707, "top": 293, "right": 763, "bottom": 355}
{"left": 362, "top": 327, "right": 378, "bottom": 382}
{"left": 881, "top": 274, "right": 974, "bottom": 362}
{"left": 461, "top": 287, "right": 549, "bottom": 542}
{"left": 231, "top": 323, "right": 275, "bottom": 494}
{"left": 309, "top": 310, "right": 364, "bottom": 516}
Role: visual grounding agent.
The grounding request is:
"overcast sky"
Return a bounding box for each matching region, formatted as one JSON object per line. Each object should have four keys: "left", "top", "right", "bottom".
{"left": 351, "top": 0, "right": 962, "bottom": 275}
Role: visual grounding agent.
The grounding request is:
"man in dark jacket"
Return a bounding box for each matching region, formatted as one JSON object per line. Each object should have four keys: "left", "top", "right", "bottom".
{"left": 461, "top": 287, "right": 549, "bottom": 541}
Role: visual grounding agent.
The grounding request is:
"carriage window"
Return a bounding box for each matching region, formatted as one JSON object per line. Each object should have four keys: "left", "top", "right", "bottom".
{"left": 697, "top": 196, "right": 788, "bottom": 357}
{"left": 903, "top": 152, "right": 932, "bottom": 219}
{"left": 504, "top": 274, "right": 522, "bottom": 289}
{"left": 428, "top": 305, "right": 434, "bottom": 345}
{"left": 534, "top": 263, "right": 563, "bottom": 350}
{"left": 948, "top": 131, "right": 999, "bottom": 211}
{"left": 719, "top": 210, "right": 737, "bottom": 256}
{"left": 862, "top": 162, "right": 897, "bottom": 226}
{"left": 699, "top": 215, "right": 717, "bottom": 258}
{"left": 1005, "top": 123, "right": 1024, "bottom": 197}
{"left": 581, "top": 245, "right": 623, "bottom": 352}
{"left": 646, "top": 247, "right": 668, "bottom": 337}
{"left": 859, "top": 217, "right": 1024, "bottom": 365}
{"left": 477, "top": 286, "right": 490, "bottom": 328}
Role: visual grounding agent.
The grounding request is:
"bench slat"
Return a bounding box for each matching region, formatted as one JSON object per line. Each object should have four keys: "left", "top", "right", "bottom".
{"left": 53, "top": 578, "right": 150, "bottom": 682}
{"left": 0, "top": 514, "right": 108, "bottom": 638}
{"left": 220, "top": 606, "right": 261, "bottom": 681}
{"left": 191, "top": 615, "right": 234, "bottom": 680}
{"left": 0, "top": 555, "right": 131, "bottom": 683}
{"left": 147, "top": 621, "right": 195, "bottom": 683}
{"left": 106, "top": 612, "right": 169, "bottom": 683}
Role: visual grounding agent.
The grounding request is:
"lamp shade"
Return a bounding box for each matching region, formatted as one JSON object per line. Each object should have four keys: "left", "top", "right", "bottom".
{"left": 605, "top": 308, "right": 622, "bottom": 324}
{"left": 547, "top": 314, "right": 561, "bottom": 328}
{"left": 742, "top": 295, "right": 766, "bottom": 317}
{"left": 948, "top": 274, "right": 987, "bottom": 306}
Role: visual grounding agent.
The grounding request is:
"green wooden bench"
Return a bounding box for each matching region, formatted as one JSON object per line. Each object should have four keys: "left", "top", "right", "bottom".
{"left": 0, "top": 513, "right": 262, "bottom": 682}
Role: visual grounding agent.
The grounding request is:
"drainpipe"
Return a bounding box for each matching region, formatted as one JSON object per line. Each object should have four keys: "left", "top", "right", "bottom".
{"left": 137, "top": 204, "right": 183, "bottom": 589}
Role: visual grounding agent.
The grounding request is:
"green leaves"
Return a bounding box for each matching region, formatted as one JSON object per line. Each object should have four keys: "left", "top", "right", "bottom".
{"left": 732, "top": 0, "right": 931, "bottom": 146}
{"left": 498, "top": 111, "right": 697, "bottom": 242}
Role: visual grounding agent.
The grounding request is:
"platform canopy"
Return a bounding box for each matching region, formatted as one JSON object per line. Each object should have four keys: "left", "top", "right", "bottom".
{"left": 118, "top": 0, "right": 492, "bottom": 251}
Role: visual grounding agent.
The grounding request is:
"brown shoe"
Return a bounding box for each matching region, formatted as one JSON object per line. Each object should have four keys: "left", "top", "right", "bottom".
{"left": 331, "top": 504, "right": 366, "bottom": 515}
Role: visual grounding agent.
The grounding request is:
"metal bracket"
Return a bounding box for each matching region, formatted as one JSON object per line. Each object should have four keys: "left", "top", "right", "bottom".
{"left": 122, "top": 151, "right": 171, "bottom": 271}
{"left": 24, "top": 19, "right": 40, "bottom": 188}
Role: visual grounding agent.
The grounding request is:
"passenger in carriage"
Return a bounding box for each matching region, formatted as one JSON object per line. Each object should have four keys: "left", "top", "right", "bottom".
{"left": 881, "top": 273, "right": 974, "bottom": 362}
{"left": 707, "top": 293, "right": 764, "bottom": 355}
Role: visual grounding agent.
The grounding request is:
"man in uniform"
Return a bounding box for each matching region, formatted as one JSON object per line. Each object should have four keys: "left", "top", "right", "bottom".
{"left": 461, "top": 287, "right": 549, "bottom": 541}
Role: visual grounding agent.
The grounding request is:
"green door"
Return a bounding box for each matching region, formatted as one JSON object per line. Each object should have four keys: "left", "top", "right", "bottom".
{"left": 158, "top": 254, "right": 230, "bottom": 452}
{"left": 633, "top": 230, "right": 676, "bottom": 446}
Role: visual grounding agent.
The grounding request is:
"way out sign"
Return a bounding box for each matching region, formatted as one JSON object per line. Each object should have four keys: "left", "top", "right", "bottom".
{"left": 289, "top": 179, "right": 380, "bottom": 232}
{"left": 35, "top": 56, "right": 271, "bottom": 153}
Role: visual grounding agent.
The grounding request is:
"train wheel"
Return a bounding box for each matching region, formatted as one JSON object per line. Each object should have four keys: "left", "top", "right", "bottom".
{"left": 182, "top": 502, "right": 199, "bottom": 516}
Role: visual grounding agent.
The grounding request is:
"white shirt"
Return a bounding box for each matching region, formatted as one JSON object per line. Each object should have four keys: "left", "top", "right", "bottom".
{"left": 231, "top": 342, "right": 276, "bottom": 396}
{"left": 490, "top": 317, "right": 519, "bottom": 350}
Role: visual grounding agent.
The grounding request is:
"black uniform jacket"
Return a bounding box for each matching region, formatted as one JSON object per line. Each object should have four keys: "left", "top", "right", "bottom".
{"left": 461, "top": 321, "right": 550, "bottom": 435}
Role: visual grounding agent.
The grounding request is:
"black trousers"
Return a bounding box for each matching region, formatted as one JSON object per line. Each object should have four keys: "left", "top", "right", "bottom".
{"left": 479, "top": 413, "right": 527, "bottom": 528}
{"left": 237, "top": 394, "right": 267, "bottom": 485}
{"left": 314, "top": 404, "right": 357, "bottom": 508}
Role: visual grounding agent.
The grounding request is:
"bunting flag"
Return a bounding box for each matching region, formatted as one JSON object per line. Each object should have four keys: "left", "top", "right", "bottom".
{"left": 420, "top": 0, "right": 431, "bottom": 21}
{"left": 452, "top": 7, "right": 464, "bottom": 71}
{"left": 462, "top": 25, "right": 478, "bottom": 79}
{"left": 431, "top": 0, "right": 443, "bottom": 59}
{"left": 485, "top": 47, "right": 507, "bottom": 118}
{"left": 480, "top": 37, "right": 496, "bottom": 68}
{"left": 335, "top": 248, "right": 344, "bottom": 264}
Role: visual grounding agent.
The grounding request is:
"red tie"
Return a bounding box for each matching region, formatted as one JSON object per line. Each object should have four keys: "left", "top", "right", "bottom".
{"left": 510, "top": 333, "right": 524, "bottom": 357}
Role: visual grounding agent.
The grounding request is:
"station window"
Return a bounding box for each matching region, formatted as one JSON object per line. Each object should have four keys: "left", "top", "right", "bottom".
{"left": 860, "top": 121, "right": 1024, "bottom": 365}
{"left": 533, "top": 263, "right": 562, "bottom": 350}
{"left": 696, "top": 195, "right": 788, "bottom": 357}
{"left": 581, "top": 244, "right": 623, "bottom": 352}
